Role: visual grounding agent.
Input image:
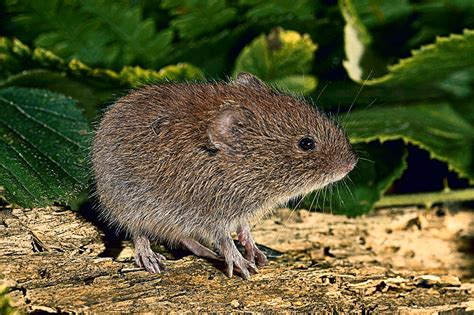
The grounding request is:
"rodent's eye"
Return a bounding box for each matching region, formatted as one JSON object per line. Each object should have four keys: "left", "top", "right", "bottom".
{"left": 298, "top": 137, "right": 315, "bottom": 152}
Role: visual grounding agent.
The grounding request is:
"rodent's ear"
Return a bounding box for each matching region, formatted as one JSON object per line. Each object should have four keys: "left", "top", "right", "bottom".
{"left": 150, "top": 114, "right": 170, "bottom": 136}
{"left": 234, "top": 72, "right": 268, "bottom": 90}
{"left": 208, "top": 105, "right": 254, "bottom": 153}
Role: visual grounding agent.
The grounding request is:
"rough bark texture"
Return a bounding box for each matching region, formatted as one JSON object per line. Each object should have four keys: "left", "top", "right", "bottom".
{"left": 1, "top": 206, "right": 473, "bottom": 313}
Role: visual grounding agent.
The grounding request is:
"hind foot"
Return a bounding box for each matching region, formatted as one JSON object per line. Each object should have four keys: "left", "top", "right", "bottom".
{"left": 238, "top": 223, "right": 268, "bottom": 267}
{"left": 181, "top": 238, "right": 220, "bottom": 260}
{"left": 220, "top": 234, "right": 258, "bottom": 279}
{"left": 133, "top": 234, "right": 166, "bottom": 273}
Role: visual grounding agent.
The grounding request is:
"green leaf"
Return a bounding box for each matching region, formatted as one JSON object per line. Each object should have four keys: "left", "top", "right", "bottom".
{"left": 339, "top": 0, "right": 371, "bottom": 82}
{"left": 233, "top": 28, "right": 318, "bottom": 94}
{"left": 349, "top": 0, "right": 412, "bottom": 27}
{"left": 302, "top": 141, "right": 408, "bottom": 216}
{"left": 0, "top": 37, "right": 204, "bottom": 89}
{"left": 238, "top": 0, "right": 315, "bottom": 22}
{"left": 344, "top": 103, "right": 474, "bottom": 183}
{"left": 169, "top": 27, "right": 247, "bottom": 76}
{"left": 270, "top": 75, "right": 317, "bottom": 95}
{"left": 0, "top": 285, "right": 16, "bottom": 315}
{"left": 162, "top": 0, "right": 237, "bottom": 39}
{"left": 5, "top": 0, "right": 174, "bottom": 68}
{"left": 362, "top": 29, "right": 474, "bottom": 86}
{"left": 118, "top": 64, "right": 205, "bottom": 87}
{"left": 0, "top": 69, "right": 113, "bottom": 121}
{"left": 0, "top": 87, "right": 92, "bottom": 207}
{"left": 340, "top": 0, "right": 372, "bottom": 47}
{"left": 438, "top": 69, "right": 474, "bottom": 98}
{"left": 0, "top": 37, "right": 204, "bottom": 122}
{"left": 339, "top": 0, "right": 388, "bottom": 81}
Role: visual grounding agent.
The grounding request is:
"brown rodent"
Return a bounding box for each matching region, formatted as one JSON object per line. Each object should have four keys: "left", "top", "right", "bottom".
{"left": 92, "top": 73, "right": 357, "bottom": 279}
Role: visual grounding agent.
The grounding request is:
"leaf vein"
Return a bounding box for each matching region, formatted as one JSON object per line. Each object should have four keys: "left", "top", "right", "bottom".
{"left": 0, "top": 120, "right": 83, "bottom": 185}
{"left": 0, "top": 96, "right": 86, "bottom": 149}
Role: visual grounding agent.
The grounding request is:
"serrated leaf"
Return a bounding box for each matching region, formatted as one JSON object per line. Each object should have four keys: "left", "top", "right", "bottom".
{"left": 362, "top": 29, "right": 474, "bottom": 86}
{"left": 0, "top": 69, "right": 112, "bottom": 120}
{"left": 344, "top": 103, "right": 474, "bottom": 183}
{"left": 0, "top": 37, "right": 204, "bottom": 89}
{"left": 301, "top": 141, "right": 407, "bottom": 216}
{"left": 0, "top": 87, "right": 91, "bottom": 207}
{"left": 80, "top": 0, "right": 174, "bottom": 67}
{"left": 340, "top": 0, "right": 372, "bottom": 47}
{"left": 6, "top": 0, "right": 174, "bottom": 68}
{"left": 234, "top": 28, "right": 318, "bottom": 94}
{"left": 118, "top": 64, "right": 205, "bottom": 87}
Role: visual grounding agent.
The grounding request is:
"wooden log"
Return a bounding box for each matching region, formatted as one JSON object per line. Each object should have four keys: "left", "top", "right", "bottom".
{"left": 1, "top": 206, "right": 473, "bottom": 313}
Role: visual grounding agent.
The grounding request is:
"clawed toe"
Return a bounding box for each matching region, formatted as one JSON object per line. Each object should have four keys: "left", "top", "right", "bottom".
{"left": 220, "top": 234, "right": 258, "bottom": 279}
{"left": 134, "top": 235, "right": 166, "bottom": 273}
{"left": 133, "top": 233, "right": 263, "bottom": 278}
{"left": 231, "top": 257, "right": 258, "bottom": 279}
{"left": 136, "top": 250, "right": 166, "bottom": 273}
{"left": 244, "top": 248, "right": 268, "bottom": 268}
{"left": 238, "top": 223, "right": 268, "bottom": 268}
{"left": 253, "top": 247, "right": 268, "bottom": 267}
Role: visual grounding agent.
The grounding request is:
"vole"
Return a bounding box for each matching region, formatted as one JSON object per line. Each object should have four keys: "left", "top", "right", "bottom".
{"left": 92, "top": 73, "right": 357, "bottom": 279}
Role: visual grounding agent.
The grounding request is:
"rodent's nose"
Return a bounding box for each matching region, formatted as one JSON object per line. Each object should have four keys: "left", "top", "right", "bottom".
{"left": 344, "top": 156, "right": 358, "bottom": 173}
{"left": 343, "top": 163, "right": 354, "bottom": 174}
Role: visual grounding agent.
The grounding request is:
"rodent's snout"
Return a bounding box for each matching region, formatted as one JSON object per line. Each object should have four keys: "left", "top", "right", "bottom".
{"left": 343, "top": 157, "right": 357, "bottom": 173}
{"left": 346, "top": 150, "right": 359, "bottom": 172}
{"left": 328, "top": 152, "right": 358, "bottom": 183}
{"left": 338, "top": 150, "right": 358, "bottom": 177}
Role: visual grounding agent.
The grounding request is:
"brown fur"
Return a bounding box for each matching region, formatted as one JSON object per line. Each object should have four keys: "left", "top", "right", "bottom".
{"left": 92, "top": 73, "right": 357, "bottom": 251}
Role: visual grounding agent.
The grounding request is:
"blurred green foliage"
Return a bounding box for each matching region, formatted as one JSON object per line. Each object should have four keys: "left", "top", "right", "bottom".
{"left": 234, "top": 28, "right": 318, "bottom": 94}
{"left": 0, "top": 0, "right": 473, "bottom": 214}
{"left": 0, "top": 286, "right": 16, "bottom": 315}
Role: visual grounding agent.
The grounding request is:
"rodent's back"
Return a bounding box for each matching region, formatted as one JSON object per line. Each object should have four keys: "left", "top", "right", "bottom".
{"left": 92, "top": 78, "right": 357, "bottom": 244}
{"left": 92, "top": 83, "right": 273, "bottom": 243}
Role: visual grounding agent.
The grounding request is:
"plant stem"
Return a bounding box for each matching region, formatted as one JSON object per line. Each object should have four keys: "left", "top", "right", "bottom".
{"left": 374, "top": 188, "right": 474, "bottom": 208}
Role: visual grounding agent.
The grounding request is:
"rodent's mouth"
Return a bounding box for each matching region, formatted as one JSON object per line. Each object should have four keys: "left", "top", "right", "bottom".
{"left": 326, "top": 159, "right": 357, "bottom": 185}
{"left": 288, "top": 169, "right": 353, "bottom": 201}
{"left": 310, "top": 170, "right": 350, "bottom": 192}
{"left": 331, "top": 171, "right": 349, "bottom": 183}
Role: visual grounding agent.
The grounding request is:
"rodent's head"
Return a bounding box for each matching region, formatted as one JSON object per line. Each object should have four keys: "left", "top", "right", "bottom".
{"left": 208, "top": 73, "right": 358, "bottom": 198}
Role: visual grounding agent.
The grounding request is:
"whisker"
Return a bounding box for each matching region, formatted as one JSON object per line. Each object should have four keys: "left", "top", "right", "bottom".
{"left": 336, "top": 183, "right": 344, "bottom": 207}
{"left": 358, "top": 157, "right": 375, "bottom": 163}
{"left": 308, "top": 191, "right": 318, "bottom": 212}
{"left": 342, "top": 177, "right": 355, "bottom": 201}
{"left": 286, "top": 194, "right": 305, "bottom": 225}
{"left": 322, "top": 185, "right": 328, "bottom": 214}
{"left": 329, "top": 184, "right": 334, "bottom": 215}
{"left": 344, "top": 70, "right": 373, "bottom": 120}
{"left": 316, "top": 83, "right": 329, "bottom": 103}
{"left": 365, "top": 97, "right": 377, "bottom": 110}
